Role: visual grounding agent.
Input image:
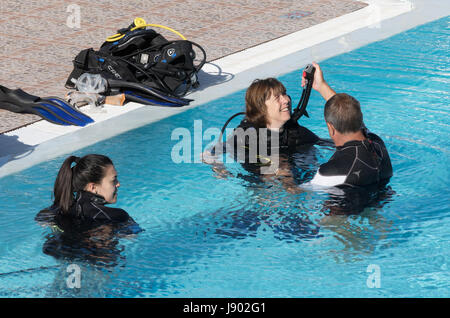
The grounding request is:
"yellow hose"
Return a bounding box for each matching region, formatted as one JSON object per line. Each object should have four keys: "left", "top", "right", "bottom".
{"left": 106, "top": 17, "right": 186, "bottom": 42}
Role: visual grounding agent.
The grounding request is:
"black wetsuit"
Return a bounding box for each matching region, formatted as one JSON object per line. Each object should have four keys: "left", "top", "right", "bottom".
{"left": 65, "top": 190, "right": 130, "bottom": 223}
{"left": 36, "top": 191, "right": 133, "bottom": 229}
{"left": 309, "top": 128, "right": 393, "bottom": 187}
{"left": 36, "top": 191, "right": 138, "bottom": 266}
{"left": 212, "top": 118, "right": 321, "bottom": 163}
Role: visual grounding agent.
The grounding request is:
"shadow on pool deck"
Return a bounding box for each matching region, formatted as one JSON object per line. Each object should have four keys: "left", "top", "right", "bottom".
{"left": 0, "top": 134, "right": 36, "bottom": 168}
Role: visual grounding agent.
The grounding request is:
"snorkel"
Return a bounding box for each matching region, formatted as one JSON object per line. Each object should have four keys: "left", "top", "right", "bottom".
{"left": 291, "top": 63, "right": 315, "bottom": 121}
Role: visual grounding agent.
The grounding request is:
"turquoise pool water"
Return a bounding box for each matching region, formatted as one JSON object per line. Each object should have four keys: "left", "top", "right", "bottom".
{"left": 0, "top": 16, "right": 449, "bottom": 297}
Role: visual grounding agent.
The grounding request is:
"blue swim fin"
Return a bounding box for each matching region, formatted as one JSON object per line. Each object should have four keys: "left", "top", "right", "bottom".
{"left": 0, "top": 85, "right": 94, "bottom": 126}
{"left": 47, "top": 98, "right": 95, "bottom": 125}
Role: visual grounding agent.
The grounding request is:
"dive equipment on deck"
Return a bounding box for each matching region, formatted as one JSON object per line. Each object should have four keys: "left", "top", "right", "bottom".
{"left": 65, "top": 18, "right": 206, "bottom": 106}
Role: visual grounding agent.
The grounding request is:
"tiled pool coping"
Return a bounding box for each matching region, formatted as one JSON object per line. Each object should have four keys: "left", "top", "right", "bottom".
{"left": 0, "top": 0, "right": 449, "bottom": 178}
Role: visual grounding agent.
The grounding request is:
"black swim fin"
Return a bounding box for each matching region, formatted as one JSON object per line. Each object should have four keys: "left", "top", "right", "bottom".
{"left": 123, "top": 90, "right": 183, "bottom": 107}
{"left": 0, "top": 85, "right": 94, "bottom": 127}
{"left": 107, "top": 79, "right": 193, "bottom": 106}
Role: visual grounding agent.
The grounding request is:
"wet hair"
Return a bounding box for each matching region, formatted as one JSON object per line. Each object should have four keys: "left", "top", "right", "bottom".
{"left": 324, "top": 93, "right": 363, "bottom": 134}
{"left": 245, "top": 78, "right": 287, "bottom": 128}
{"left": 53, "top": 154, "right": 113, "bottom": 213}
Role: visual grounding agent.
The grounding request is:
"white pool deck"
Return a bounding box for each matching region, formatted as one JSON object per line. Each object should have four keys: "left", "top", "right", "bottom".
{"left": 0, "top": 0, "right": 449, "bottom": 178}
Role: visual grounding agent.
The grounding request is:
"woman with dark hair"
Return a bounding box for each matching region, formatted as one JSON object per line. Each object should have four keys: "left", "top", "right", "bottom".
{"left": 36, "top": 154, "right": 137, "bottom": 228}
{"left": 50, "top": 154, "right": 130, "bottom": 222}
{"left": 35, "top": 154, "right": 139, "bottom": 266}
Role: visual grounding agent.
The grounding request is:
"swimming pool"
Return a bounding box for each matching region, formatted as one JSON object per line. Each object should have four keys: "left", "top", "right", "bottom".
{"left": 0, "top": 16, "right": 448, "bottom": 298}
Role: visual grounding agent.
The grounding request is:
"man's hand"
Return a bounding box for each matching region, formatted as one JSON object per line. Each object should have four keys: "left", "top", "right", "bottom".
{"left": 301, "top": 62, "right": 336, "bottom": 101}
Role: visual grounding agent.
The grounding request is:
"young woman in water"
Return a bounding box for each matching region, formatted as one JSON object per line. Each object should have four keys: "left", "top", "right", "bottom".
{"left": 38, "top": 154, "right": 131, "bottom": 225}
{"left": 36, "top": 154, "right": 139, "bottom": 265}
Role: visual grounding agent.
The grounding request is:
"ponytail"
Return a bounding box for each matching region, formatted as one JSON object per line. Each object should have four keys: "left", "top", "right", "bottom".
{"left": 53, "top": 156, "right": 79, "bottom": 213}
{"left": 53, "top": 154, "right": 113, "bottom": 213}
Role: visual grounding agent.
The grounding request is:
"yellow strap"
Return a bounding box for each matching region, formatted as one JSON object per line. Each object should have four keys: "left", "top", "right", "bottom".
{"left": 106, "top": 17, "right": 186, "bottom": 42}
{"left": 241, "top": 146, "right": 272, "bottom": 166}
{"left": 51, "top": 225, "right": 64, "bottom": 233}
